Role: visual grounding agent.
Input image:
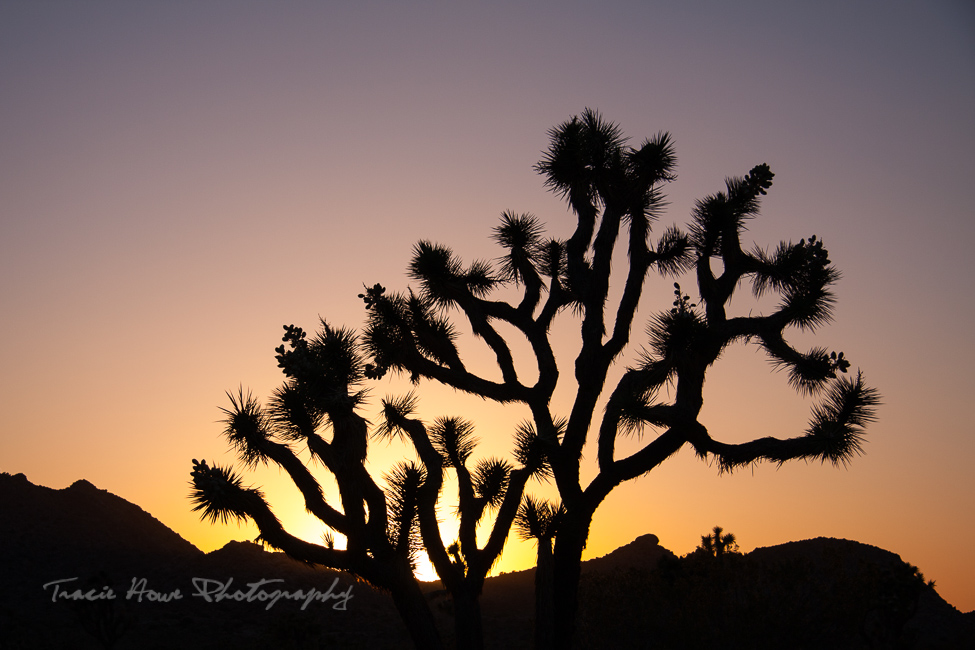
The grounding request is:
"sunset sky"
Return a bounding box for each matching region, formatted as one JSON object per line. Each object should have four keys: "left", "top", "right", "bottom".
{"left": 2, "top": 1, "right": 973, "bottom": 612}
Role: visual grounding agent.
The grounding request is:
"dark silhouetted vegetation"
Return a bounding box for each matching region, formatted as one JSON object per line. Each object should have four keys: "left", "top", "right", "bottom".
{"left": 190, "top": 110, "right": 879, "bottom": 649}
{"left": 576, "top": 535, "right": 949, "bottom": 650}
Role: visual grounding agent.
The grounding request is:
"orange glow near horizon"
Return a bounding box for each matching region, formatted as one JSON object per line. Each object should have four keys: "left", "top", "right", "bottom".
{"left": 2, "top": 0, "right": 974, "bottom": 616}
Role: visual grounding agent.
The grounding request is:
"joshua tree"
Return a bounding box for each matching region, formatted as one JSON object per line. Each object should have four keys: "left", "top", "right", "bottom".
{"left": 189, "top": 321, "right": 546, "bottom": 649}
{"left": 189, "top": 323, "right": 445, "bottom": 649}
{"left": 192, "top": 109, "right": 879, "bottom": 649}
{"left": 373, "top": 389, "right": 548, "bottom": 649}
{"left": 696, "top": 525, "right": 740, "bottom": 558}
{"left": 514, "top": 496, "right": 562, "bottom": 650}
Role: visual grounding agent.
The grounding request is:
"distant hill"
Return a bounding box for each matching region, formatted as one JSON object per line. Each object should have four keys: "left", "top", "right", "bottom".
{"left": 2, "top": 472, "right": 972, "bottom": 649}
{"left": 0, "top": 472, "right": 404, "bottom": 649}
{"left": 576, "top": 535, "right": 975, "bottom": 649}
{"left": 582, "top": 533, "right": 676, "bottom": 574}
{"left": 2, "top": 472, "right": 201, "bottom": 580}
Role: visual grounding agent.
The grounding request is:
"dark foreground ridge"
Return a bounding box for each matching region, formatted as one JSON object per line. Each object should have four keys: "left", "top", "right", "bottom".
{"left": 2, "top": 472, "right": 972, "bottom": 648}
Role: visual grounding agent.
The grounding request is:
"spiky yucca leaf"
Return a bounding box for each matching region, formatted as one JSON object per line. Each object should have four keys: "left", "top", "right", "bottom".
{"left": 409, "top": 241, "right": 497, "bottom": 309}
{"left": 627, "top": 131, "right": 677, "bottom": 190}
{"left": 725, "top": 163, "right": 773, "bottom": 219}
{"left": 644, "top": 304, "right": 707, "bottom": 363}
{"left": 310, "top": 322, "right": 366, "bottom": 386}
{"left": 219, "top": 388, "right": 272, "bottom": 467}
{"left": 430, "top": 417, "right": 478, "bottom": 467}
{"left": 615, "top": 365, "right": 672, "bottom": 437}
{"left": 514, "top": 495, "right": 562, "bottom": 541}
{"left": 805, "top": 371, "right": 880, "bottom": 466}
{"left": 405, "top": 290, "right": 462, "bottom": 366}
{"left": 189, "top": 459, "right": 265, "bottom": 525}
{"left": 268, "top": 381, "right": 323, "bottom": 442}
{"left": 409, "top": 241, "right": 464, "bottom": 306}
{"left": 360, "top": 287, "right": 412, "bottom": 380}
{"left": 464, "top": 259, "right": 497, "bottom": 298}
{"left": 513, "top": 419, "right": 564, "bottom": 479}
{"left": 688, "top": 192, "right": 730, "bottom": 253}
{"left": 653, "top": 225, "right": 694, "bottom": 276}
{"left": 276, "top": 321, "right": 364, "bottom": 393}
{"left": 535, "top": 108, "right": 628, "bottom": 207}
{"left": 493, "top": 211, "right": 544, "bottom": 284}
{"left": 384, "top": 461, "right": 426, "bottom": 566}
{"left": 756, "top": 236, "right": 840, "bottom": 331}
{"left": 362, "top": 287, "right": 461, "bottom": 381}
{"left": 779, "top": 282, "right": 838, "bottom": 332}
{"left": 689, "top": 164, "right": 774, "bottom": 255}
{"left": 472, "top": 457, "right": 512, "bottom": 508}
{"left": 765, "top": 346, "right": 843, "bottom": 396}
{"left": 540, "top": 239, "right": 567, "bottom": 281}
{"left": 750, "top": 240, "right": 813, "bottom": 298}
{"left": 376, "top": 392, "right": 421, "bottom": 441}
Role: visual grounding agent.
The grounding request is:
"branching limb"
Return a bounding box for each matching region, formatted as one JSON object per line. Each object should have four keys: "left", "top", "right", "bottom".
{"left": 188, "top": 459, "right": 390, "bottom": 584}
{"left": 220, "top": 388, "right": 348, "bottom": 531}
{"left": 690, "top": 371, "right": 880, "bottom": 470}
{"left": 378, "top": 396, "right": 459, "bottom": 589}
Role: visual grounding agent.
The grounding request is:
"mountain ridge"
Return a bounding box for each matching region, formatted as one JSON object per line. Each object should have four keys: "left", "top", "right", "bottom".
{"left": 3, "top": 472, "right": 972, "bottom": 648}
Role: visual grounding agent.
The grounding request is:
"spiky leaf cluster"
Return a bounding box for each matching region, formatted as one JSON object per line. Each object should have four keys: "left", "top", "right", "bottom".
{"left": 274, "top": 321, "right": 366, "bottom": 413}
{"left": 189, "top": 459, "right": 265, "bottom": 525}
{"left": 689, "top": 164, "right": 774, "bottom": 255}
{"left": 613, "top": 363, "right": 672, "bottom": 437}
{"left": 770, "top": 347, "right": 851, "bottom": 396}
{"left": 360, "top": 284, "right": 461, "bottom": 381}
{"left": 268, "top": 381, "right": 323, "bottom": 442}
{"left": 493, "top": 212, "right": 547, "bottom": 285}
{"left": 384, "top": 461, "right": 426, "bottom": 566}
{"left": 644, "top": 287, "right": 708, "bottom": 367}
{"left": 219, "top": 388, "right": 272, "bottom": 467}
{"left": 513, "top": 420, "right": 563, "bottom": 479}
{"left": 514, "top": 495, "right": 562, "bottom": 542}
{"left": 653, "top": 225, "right": 694, "bottom": 276}
{"left": 375, "top": 392, "right": 421, "bottom": 441}
{"left": 535, "top": 109, "right": 628, "bottom": 207}
{"left": 535, "top": 109, "right": 676, "bottom": 218}
{"left": 430, "top": 416, "right": 478, "bottom": 468}
{"left": 804, "top": 371, "right": 879, "bottom": 466}
{"left": 472, "top": 458, "right": 511, "bottom": 509}
{"left": 217, "top": 323, "right": 369, "bottom": 452}
{"left": 409, "top": 241, "right": 496, "bottom": 310}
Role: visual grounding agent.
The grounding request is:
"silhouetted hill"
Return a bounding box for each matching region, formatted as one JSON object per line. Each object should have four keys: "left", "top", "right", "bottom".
{"left": 576, "top": 536, "right": 975, "bottom": 649}
{"left": 2, "top": 472, "right": 201, "bottom": 580}
{"left": 2, "top": 472, "right": 972, "bottom": 648}
{"left": 582, "top": 533, "right": 676, "bottom": 574}
{"left": 0, "top": 473, "right": 405, "bottom": 649}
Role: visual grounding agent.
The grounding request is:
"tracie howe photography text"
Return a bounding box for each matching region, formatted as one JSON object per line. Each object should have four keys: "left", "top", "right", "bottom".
{"left": 42, "top": 576, "right": 355, "bottom": 611}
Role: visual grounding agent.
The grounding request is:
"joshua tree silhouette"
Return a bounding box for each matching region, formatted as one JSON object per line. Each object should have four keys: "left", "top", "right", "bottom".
{"left": 191, "top": 109, "right": 879, "bottom": 650}
{"left": 697, "top": 525, "right": 740, "bottom": 558}
{"left": 514, "top": 495, "right": 562, "bottom": 650}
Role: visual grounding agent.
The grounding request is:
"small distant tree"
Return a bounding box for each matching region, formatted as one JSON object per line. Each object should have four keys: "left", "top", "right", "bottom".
{"left": 695, "top": 525, "right": 740, "bottom": 558}
{"left": 191, "top": 109, "right": 879, "bottom": 650}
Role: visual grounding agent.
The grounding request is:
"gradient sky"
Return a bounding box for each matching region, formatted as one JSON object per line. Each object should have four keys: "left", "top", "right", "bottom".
{"left": 2, "top": 0, "right": 974, "bottom": 612}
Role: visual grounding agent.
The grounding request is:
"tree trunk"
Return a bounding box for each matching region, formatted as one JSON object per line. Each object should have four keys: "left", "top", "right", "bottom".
{"left": 550, "top": 524, "right": 587, "bottom": 649}
{"left": 388, "top": 574, "right": 445, "bottom": 650}
{"left": 452, "top": 585, "right": 484, "bottom": 650}
{"left": 533, "top": 539, "right": 555, "bottom": 650}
